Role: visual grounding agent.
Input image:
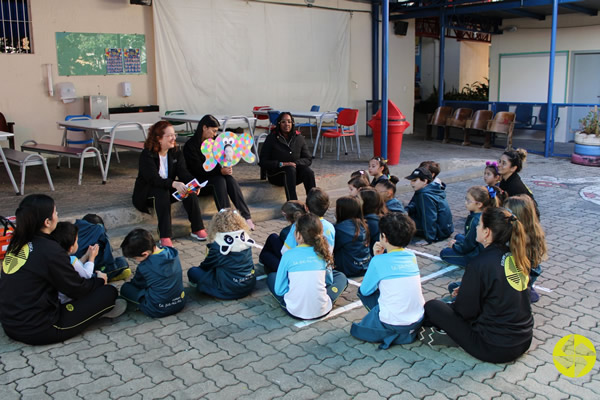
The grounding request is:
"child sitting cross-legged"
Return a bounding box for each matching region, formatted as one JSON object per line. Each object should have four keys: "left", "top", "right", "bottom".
{"left": 348, "top": 170, "right": 370, "bottom": 196}
{"left": 334, "top": 196, "right": 372, "bottom": 277}
{"left": 188, "top": 209, "right": 259, "bottom": 300}
{"left": 120, "top": 229, "right": 186, "bottom": 318}
{"left": 358, "top": 187, "right": 387, "bottom": 256}
{"left": 259, "top": 201, "right": 307, "bottom": 274}
{"left": 440, "top": 186, "right": 492, "bottom": 268}
{"left": 267, "top": 213, "right": 348, "bottom": 320}
{"left": 375, "top": 176, "right": 405, "bottom": 213}
{"left": 282, "top": 187, "right": 335, "bottom": 255}
{"left": 405, "top": 166, "right": 454, "bottom": 243}
{"left": 350, "top": 212, "right": 425, "bottom": 349}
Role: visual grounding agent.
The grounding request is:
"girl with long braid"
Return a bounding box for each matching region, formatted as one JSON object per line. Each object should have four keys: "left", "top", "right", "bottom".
{"left": 267, "top": 213, "right": 348, "bottom": 320}
{"left": 423, "top": 207, "right": 533, "bottom": 363}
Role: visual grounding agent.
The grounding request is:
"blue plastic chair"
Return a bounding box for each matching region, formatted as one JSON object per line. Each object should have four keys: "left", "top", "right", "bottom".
{"left": 61, "top": 115, "right": 93, "bottom": 168}
{"left": 514, "top": 104, "right": 536, "bottom": 129}
{"left": 296, "top": 105, "right": 320, "bottom": 143}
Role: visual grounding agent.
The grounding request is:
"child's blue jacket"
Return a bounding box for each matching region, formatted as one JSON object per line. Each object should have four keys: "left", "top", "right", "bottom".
{"left": 405, "top": 183, "right": 454, "bottom": 243}
{"left": 333, "top": 219, "right": 371, "bottom": 277}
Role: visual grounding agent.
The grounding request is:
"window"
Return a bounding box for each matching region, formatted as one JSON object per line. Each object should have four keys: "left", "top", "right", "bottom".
{"left": 1, "top": 0, "right": 32, "bottom": 54}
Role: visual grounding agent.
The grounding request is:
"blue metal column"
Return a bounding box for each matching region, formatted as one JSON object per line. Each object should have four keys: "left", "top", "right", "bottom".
{"left": 545, "top": 0, "right": 559, "bottom": 157}
{"left": 381, "top": 0, "right": 389, "bottom": 159}
{"left": 372, "top": 2, "right": 380, "bottom": 114}
{"left": 437, "top": 10, "right": 446, "bottom": 107}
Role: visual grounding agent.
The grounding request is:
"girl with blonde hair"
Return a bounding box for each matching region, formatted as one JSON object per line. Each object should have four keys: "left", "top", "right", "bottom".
{"left": 187, "top": 209, "right": 260, "bottom": 300}
{"left": 267, "top": 213, "right": 348, "bottom": 320}
{"left": 504, "top": 195, "right": 547, "bottom": 302}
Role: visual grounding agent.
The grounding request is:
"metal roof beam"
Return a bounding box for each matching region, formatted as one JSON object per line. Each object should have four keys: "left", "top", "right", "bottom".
{"left": 507, "top": 9, "right": 546, "bottom": 19}
{"left": 560, "top": 3, "right": 598, "bottom": 16}
{"left": 390, "top": 0, "right": 581, "bottom": 20}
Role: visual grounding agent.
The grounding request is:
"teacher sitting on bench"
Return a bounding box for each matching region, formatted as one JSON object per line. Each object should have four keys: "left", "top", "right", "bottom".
{"left": 183, "top": 114, "right": 255, "bottom": 231}
{"left": 132, "top": 121, "right": 206, "bottom": 248}
{"left": 259, "top": 112, "right": 316, "bottom": 201}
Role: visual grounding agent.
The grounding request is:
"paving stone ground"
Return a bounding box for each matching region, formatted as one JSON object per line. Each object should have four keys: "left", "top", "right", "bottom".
{"left": 1, "top": 134, "right": 599, "bottom": 399}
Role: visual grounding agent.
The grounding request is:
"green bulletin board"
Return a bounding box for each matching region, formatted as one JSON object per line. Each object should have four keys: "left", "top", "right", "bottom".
{"left": 56, "top": 32, "right": 146, "bottom": 76}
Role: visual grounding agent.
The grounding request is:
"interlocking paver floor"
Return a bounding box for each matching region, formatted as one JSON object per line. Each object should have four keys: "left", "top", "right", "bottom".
{"left": 1, "top": 136, "right": 599, "bottom": 399}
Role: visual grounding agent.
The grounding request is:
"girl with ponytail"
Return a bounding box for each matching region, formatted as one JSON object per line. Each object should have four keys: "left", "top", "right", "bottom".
{"left": 423, "top": 207, "right": 533, "bottom": 363}
{"left": 267, "top": 214, "right": 348, "bottom": 320}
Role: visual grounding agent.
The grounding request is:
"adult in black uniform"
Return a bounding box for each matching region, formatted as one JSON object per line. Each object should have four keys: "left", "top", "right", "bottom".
{"left": 424, "top": 207, "right": 533, "bottom": 363}
{"left": 133, "top": 121, "right": 206, "bottom": 248}
{"left": 498, "top": 148, "right": 533, "bottom": 199}
{"left": 259, "top": 112, "right": 315, "bottom": 201}
{"left": 0, "top": 194, "right": 123, "bottom": 345}
{"left": 183, "top": 114, "right": 254, "bottom": 230}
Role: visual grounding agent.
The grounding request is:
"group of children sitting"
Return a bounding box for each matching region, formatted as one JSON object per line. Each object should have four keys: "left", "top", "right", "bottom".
{"left": 51, "top": 153, "right": 544, "bottom": 350}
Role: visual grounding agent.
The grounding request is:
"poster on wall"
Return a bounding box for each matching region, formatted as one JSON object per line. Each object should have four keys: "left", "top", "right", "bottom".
{"left": 56, "top": 32, "right": 146, "bottom": 76}
{"left": 105, "top": 48, "right": 124, "bottom": 74}
{"left": 124, "top": 48, "right": 141, "bottom": 73}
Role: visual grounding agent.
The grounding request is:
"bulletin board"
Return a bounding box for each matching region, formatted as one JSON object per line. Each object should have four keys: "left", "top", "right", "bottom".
{"left": 498, "top": 51, "right": 568, "bottom": 102}
{"left": 56, "top": 32, "right": 146, "bottom": 76}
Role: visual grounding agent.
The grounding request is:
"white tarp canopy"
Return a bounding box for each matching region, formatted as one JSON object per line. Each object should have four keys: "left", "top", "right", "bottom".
{"left": 153, "top": 0, "right": 351, "bottom": 116}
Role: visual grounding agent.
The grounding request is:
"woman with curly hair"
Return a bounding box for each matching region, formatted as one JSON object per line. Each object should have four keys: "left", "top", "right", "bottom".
{"left": 187, "top": 209, "right": 258, "bottom": 300}
{"left": 267, "top": 213, "right": 348, "bottom": 320}
{"left": 132, "top": 121, "right": 206, "bottom": 248}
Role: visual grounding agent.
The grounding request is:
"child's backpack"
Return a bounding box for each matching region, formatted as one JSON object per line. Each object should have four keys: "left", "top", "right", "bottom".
{"left": 0, "top": 216, "right": 15, "bottom": 260}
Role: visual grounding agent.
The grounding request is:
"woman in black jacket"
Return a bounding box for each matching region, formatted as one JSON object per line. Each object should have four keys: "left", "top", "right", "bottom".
{"left": 183, "top": 115, "right": 254, "bottom": 230}
{"left": 423, "top": 207, "right": 533, "bottom": 363}
{"left": 132, "top": 121, "right": 206, "bottom": 247}
{"left": 259, "top": 112, "right": 316, "bottom": 201}
{"left": 0, "top": 194, "right": 123, "bottom": 345}
{"left": 498, "top": 148, "right": 533, "bottom": 199}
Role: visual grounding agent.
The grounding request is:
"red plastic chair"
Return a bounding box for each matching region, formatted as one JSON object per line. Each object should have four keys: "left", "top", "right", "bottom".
{"left": 320, "top": 108, "right": 360, "bottom": 160}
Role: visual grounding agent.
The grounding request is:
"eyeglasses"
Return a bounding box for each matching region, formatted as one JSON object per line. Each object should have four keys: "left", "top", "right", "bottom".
{"left": 163, "top": 133, "right": 178, "bottom": 139}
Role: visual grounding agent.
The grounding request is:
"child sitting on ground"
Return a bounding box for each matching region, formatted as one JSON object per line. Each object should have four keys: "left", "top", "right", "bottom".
{"left": 120, "top": 228, "right": 185, "bottom": 318}
{"left": 282, "top": 187, "right": 335, "bottom": 254}
{"left": 188, "top": 209, "right": 259, "bottom": 300}
{"left": 350, "top": 212, "right": 425, "bottom": 349}
{"left": 405, "top": 167, "right": 454, "bottom": 243}
{"left": 259, "top": 201, "right": 307, "bottom": 274}
{"left": 440, "top": 186, "right": 491, "bottom": 268}
{"left": 51, "top": 222, "right": 100, "bottom": 304}
{"left": 504, "top": 195, "right": 547, "bottom": 303}
{"left": 419, "top": 160, "right": 445, "bottom": 189}
{"left": 348, "top": 171, "right": 370, "bottom": 196}
{"left": 368, "top": 157, "right": 389, "bottom": 187}
{"left": 359, "top": 187, "right": 387, "bottom": 256}
{"left": 267, "top": 213, "right": 348, "bottom": 320}
{"left": 333, "top": 196, "right": 371, "bottom": 277}
{"left": 375, "top": 176, "right": 405, "bottom": 213}
{"left": 483, "top": 162, "right": 506, "bottom": 206}
{"left": 74, "top": 214, "right": 130, "bottom": 282}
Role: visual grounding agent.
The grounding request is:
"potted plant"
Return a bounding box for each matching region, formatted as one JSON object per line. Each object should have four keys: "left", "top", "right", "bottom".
{"left": 575, "top": 106, "right": 600, "bottom": 146}
{"left": 572, "top": 106, "right": 600, "bottom": 166}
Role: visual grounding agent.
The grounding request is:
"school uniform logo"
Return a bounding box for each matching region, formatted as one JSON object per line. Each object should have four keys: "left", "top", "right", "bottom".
{"left": 2, "top": 243, "right": 31, "bottom": 274}
{"left": 553, "top": 334, "right": 596, "bottom": 378}
{"left": 501, "top": 253, "right": 529, "bottom": 291}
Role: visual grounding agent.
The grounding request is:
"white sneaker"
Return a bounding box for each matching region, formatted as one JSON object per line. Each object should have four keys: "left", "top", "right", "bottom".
{"left": 102, "top": 299, "right": 127, "bottom": 319}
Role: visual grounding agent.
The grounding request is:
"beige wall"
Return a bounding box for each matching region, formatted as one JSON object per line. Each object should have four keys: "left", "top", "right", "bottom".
{"left": 459, "top": 41, "right": 490, "bottom": 90}
{"left": 1, "top": 0, "right": 155, "bottom": 145}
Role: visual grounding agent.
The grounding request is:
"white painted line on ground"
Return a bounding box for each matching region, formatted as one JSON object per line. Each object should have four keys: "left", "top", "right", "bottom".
{"left": 533, "top": 284, "right": 552, "bottom": 293}
{"left": 294, "top": 300, "right": 363, "bottom": 328}
{"left": 347, "top": 279, "right": 361, "bottom": 287}
{"left": 408, "top": 248, "right": 444, "bottom": 261}
{"left": 257, "top": 274, "right": 267, "bottom": 281}
{"left": 421, "top": 265, "right": 459, "bottom": 282}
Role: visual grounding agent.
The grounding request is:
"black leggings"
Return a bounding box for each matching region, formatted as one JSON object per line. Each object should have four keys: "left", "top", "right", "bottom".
{"left": 200, "top": 175, "right": 251, "bottom": 219}
{"left": 267, "top": 165, "right": 316, "bottom": 201}
{"left": 148, "top": 186, "right": 204, "bottom": 238}
{"left": 424, "top": 300, "right": 531, "bottom": 363}
{"left": 4, "top": 285, "right": 118, "bottom": 345}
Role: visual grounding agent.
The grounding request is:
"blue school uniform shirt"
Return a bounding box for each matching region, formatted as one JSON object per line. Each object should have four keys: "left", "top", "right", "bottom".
{"left": 282, "top": 217, "right": 335, "bottom": 254}
{"left": 386, "top": 198, "right": 405, "bottom": 213}
{"left": 333, "top": 219, "right": 371, "bottom": 277}
{"left": 274, "top": 245, "right": 333, "bottom": 319}
{"left": 127, "top": 247, "right": 185, "bottom": 318}
{"left": 364, "top": 214, "right": 380, "bottom": 256}
{"left": 360, "top": 249, "right": 425, "bottom": 326}
{"left": 453, "top": 212, "right": 483, "bottom": 256}
{"left": 405, "top": 183, "right": 454, "bottom": 243}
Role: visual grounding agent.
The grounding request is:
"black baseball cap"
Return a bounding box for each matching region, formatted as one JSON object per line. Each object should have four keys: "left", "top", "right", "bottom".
{"left": 405, "top": 167, "right": 433, "bottom": 181}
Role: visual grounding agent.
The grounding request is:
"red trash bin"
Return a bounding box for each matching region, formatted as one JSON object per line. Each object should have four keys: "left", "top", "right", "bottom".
{"left": 368, "top": 100, "right": 410, "bottom": 165}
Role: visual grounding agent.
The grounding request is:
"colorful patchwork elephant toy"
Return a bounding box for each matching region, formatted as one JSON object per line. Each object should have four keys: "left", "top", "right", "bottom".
{"left": 201, "top": 131, "right": 255, "bottom": 171}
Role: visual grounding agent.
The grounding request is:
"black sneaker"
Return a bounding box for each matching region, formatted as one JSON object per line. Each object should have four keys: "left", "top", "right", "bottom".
{"left": 418, "top": 326, "right": 458, "bottom": 347}
{"left": 530, "top": 286, "right": 540, "bottom": 303}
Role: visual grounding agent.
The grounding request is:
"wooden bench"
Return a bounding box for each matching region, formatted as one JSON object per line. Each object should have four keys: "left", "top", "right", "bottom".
{"left": 2, "top": 148, "right": 54, "bottom": 195}
{"left": 443, "top": 108, "right": 473, "bottom": 143}
{"left": 21, "top": 141, "right": 105, "bottom": 185}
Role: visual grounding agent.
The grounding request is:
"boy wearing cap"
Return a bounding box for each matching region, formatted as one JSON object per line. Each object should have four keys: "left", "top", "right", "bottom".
{"left": 404, "top": 167, "right": 454, "bottom": 244}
